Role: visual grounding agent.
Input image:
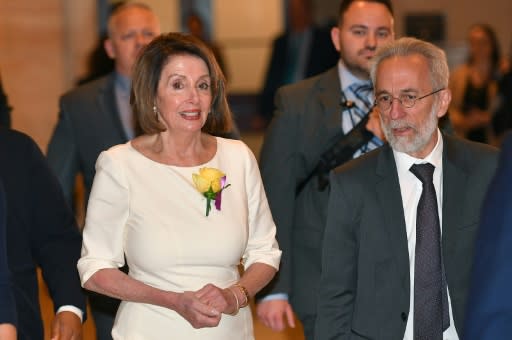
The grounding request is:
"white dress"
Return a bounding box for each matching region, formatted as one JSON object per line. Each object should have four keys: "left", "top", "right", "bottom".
{"left": 77, "top": 137, "right": 281, "bottom": 340}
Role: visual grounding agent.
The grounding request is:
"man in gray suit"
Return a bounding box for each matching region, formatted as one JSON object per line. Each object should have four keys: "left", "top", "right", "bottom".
{"left": 256, "top": 1, "right": 394, "bottom": 338}
{"left": 46, "top": 3, "right": 160, "bottom": 339}
{"left": 315, "top": 37, "right": 498, "bottom": 340}
{"left": 47, "top": 2, "right": 161, "bottom": 206}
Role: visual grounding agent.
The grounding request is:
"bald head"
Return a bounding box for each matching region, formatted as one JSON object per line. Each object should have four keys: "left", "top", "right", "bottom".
{"left": 104, "top": 2, "right": 161, "bottom": 77}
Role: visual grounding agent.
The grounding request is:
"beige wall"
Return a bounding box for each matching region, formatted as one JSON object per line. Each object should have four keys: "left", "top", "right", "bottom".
{"left": 214, "top": 0, "right": 283, "bottom": 93}
{"left": 0, "top": 0, "right": 97, "bottom": 149}
{"left": 144, "top": 0, "right": 179, "bottom": 33}
{"left": 0, "top": 0, "right": 180, "bottom": 150}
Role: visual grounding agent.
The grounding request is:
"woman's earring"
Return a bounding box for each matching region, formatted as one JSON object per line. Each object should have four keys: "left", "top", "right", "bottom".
{"left": 153, "top": 106, "right": 158, "bottom": 121}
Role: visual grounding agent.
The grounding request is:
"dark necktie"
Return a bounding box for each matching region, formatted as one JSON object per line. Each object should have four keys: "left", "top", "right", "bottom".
{"left": 410, "top": 163, "right": 450, "bottom": 340}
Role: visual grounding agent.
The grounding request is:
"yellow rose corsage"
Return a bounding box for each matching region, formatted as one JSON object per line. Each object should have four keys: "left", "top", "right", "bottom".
{"left": 192, "top": 167, "right": 231, "bottom": 216}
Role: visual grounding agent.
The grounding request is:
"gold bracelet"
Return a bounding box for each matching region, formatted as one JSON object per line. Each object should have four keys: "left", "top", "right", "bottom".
{"left": 227, "top": 287, "right": 240, "bottom": 315}
{"left": 233, "top": 283, "right": 250, "bottom": 308}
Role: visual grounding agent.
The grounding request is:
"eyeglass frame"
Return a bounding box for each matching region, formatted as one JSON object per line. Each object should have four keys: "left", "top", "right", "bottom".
{"left": 373, "top": 88, "right": 445, "bottom": 111}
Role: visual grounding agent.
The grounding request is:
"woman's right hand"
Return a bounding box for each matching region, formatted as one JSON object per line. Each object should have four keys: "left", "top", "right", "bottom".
{"left": 174, "top": 291, "right": 222, "bottom": 328}
{"left": 195, "top": 283, "right": 239, "bottom": 315}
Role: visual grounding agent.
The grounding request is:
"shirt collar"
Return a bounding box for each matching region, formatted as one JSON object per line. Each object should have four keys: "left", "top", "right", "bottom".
{"left": 114, "top": 72, "right": 131, "bottom": 95}
{"left": 337, "top": 59, "right": 371, "bottom": 93}
{"left": 394, "top": 129, "right": 444, "bottom": 176}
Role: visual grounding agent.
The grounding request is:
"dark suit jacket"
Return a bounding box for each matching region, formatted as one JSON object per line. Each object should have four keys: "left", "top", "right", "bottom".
{"left": 259, "top": 67, "right": 345, "bottom": 318}
{"left": 464, "top": 132, "right": 512, "bottom": 339}
{"left": 259, "top": 26, "right": 339, "bottom": 123}
{"left": 0, "top": 128, "right": 85, "bottom": 340}
{"left": 0, "top": 179, "right": 16, "bottom": 327}
{"left": 0, "top": 76, "right": 11, "bottom": 127}
{"left": 315, "top": 134, "right": 498, "bottom": 340}
{"left": 47, "top": 73, "right": 131, "bottom": 205}
{"left": 47, "top": 73, "right": 132, "bottom": 317}
{"left": 492, "top": 71, "right": 512, "bottom": 137}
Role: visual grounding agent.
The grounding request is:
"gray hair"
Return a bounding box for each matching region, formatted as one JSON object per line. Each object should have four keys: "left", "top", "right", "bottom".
{"left": 370, "top": 37, "right": 449, "bottom": 90}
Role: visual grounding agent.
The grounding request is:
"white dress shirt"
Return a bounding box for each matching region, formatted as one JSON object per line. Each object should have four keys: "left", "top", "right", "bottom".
{"left": 393, "top": 130, "right": 459, "bottom": 340}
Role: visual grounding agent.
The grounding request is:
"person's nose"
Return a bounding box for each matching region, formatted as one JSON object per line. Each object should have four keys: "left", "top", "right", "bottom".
{"left": 366, "top": 33, "right": 377, "bottom": 50}
{"left": 135, "top": 33, "right": 151, "bottom": 47}
{"left": 187, "top": 86, "right": 200, "bottom": 103}
{"left": 388, "top": 97, "right": 405, "bottom": 120}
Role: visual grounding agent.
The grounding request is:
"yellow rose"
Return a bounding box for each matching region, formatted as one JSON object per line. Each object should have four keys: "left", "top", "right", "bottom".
{"left": 192, "top": 173, "right": 210, "bottom": 193}
{"left": 193, "top": 167, "right": 225, "bottom": 193}
{"left": 192, "top": 167, "right": 231, "bottom": 217}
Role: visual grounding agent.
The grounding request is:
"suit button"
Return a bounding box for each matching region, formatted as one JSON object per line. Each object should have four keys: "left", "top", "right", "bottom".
{"left": 401, "top": 312, "right": 407, "bottom": 321}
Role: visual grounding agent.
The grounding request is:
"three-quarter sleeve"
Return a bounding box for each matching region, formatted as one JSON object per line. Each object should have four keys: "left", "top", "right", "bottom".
{"left": 77, "top": 151, "right": 129, "bottom": 285}
{"left": 241, "top": 144, "right": 281, "bottom": 270}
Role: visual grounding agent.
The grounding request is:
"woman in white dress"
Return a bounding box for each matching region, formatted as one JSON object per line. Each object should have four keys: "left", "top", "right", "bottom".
{"left": 77, "top": 32, "right": 281, "bottom": 339}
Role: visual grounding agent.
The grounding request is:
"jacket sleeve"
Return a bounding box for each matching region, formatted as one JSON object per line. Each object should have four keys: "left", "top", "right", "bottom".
{"left": 315, "top": 170, "right": 358, "bottom": 340}
{"left": 0, "top": 180, "right": 17, "bottom": 326}
{"left": 258, "top": 87, "right": 301, "bottom": 296}
{"left": 47, "top": 97, "right": 80, "bottom": 206}
{"left": 28, "top": 137, "right": 86, "bottom": 314}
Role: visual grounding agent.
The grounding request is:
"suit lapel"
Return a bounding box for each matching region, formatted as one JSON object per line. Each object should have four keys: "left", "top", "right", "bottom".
{"left": 97, "top": 73, "right": 129, "bottom": 142}
{"left": 375, "top": 146, "right": 411, "bottom": 291}
{"left": 316, "top": 67, "right": 343, "bottom": 144}
{"left": 300, "top": 67, "right": 344, "bottom": 168}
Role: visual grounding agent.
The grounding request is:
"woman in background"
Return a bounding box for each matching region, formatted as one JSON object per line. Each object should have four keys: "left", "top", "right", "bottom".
{"left": 449, "top": 23, "right": 502, "bottom": 144}
{"left": 78, "top": 32, "right": 281, "bottom": 339}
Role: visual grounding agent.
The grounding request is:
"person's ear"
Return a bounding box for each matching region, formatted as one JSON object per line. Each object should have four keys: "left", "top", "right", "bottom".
{"left": 436, "top": 88, "right": 452, "bottom": 118}
{"left": 331, "top": 26, "right": 341, "bottom": 52}
{"left": 104, "top": 39, "right": 116, "bottom": 59}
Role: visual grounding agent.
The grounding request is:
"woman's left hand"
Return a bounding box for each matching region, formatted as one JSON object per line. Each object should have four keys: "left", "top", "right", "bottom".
{"left": 195, "top": 284, "right": 237, "bottom": 315}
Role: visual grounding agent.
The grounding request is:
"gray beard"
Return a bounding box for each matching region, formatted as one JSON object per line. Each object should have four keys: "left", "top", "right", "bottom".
{"left": 381, "top": 106, "right": 438, "bottom": 156}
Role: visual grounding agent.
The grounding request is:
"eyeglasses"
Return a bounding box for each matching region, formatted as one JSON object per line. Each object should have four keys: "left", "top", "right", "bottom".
{"left": 374, "top": 88, "right": 445, "bottom": 111}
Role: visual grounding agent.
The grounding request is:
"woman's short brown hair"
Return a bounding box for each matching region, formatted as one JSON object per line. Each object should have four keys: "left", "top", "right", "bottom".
{"left": 131, "top": 32, "right": 233, "bottom": 135}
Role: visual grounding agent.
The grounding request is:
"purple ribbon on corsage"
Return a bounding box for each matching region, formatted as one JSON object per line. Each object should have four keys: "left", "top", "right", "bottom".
{"left": 214, "top": 176, "right": 227, "bottom": 211}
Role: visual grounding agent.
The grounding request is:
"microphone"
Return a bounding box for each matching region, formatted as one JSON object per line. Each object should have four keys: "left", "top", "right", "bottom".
{"left": 340, "top": 99, "right": 355, "bottom": 110}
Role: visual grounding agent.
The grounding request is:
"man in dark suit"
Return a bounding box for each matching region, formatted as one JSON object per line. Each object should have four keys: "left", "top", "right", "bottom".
{"left": 46, "top": 3, "right": 161, "bottom": 339}
{"left": 464, "top": 132, "right": 512, "bottom": 339}
{"left": 256, "top": 1, "right": 394, "bottom": 338}
{"left": 315, "top": 37, "right": 498, "bottom": 340}
{"left": 47, "top": 2, "right": 161, "bottom": 206}
{"left": 0, "top": 127, "right": 86, "bottom": 340}
{"left": 258, "top": 0, "right": 339, "bottom": 127}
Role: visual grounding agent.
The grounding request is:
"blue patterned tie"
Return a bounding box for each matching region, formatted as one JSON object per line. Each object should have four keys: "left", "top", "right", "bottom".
{"left": 348, "top": 82, "right": 373, "bottom": 117}
{"left": 410, "top": 163, "right": 450, "bottom": 340}
{"left": 344, "top": 82, "right": 382, "bottom": 156}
